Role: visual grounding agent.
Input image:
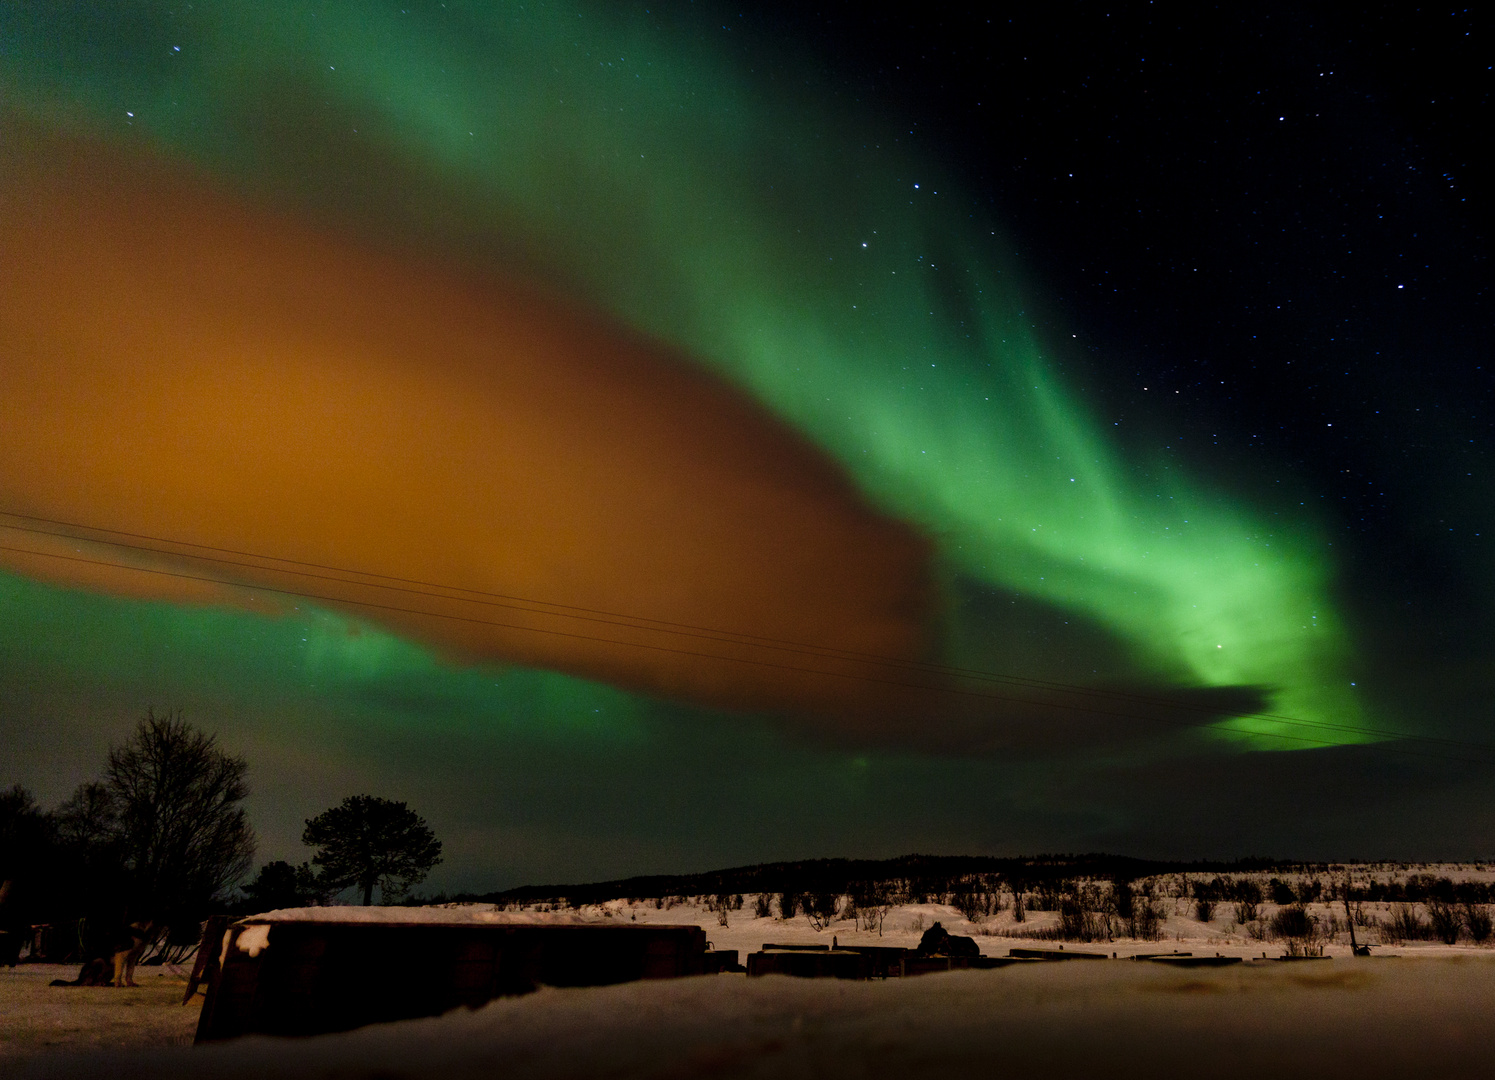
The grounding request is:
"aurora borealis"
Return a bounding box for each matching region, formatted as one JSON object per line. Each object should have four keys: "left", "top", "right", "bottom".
{"left": 2, "top": 3, "right": 1491, "bottom": 886}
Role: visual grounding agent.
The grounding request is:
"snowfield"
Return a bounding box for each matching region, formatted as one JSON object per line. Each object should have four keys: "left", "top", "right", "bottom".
{"left": 11, "top": 953, "right": 1495, "bottom": 1079}
{"left": 472, "top": 886, "right": 1495, "bottom": 961}
{"left": 6, "top": 893, "right": 1495, "bottom": 1078}
{"left": 0, "top": 964, "right": 198, "bottom": 1059}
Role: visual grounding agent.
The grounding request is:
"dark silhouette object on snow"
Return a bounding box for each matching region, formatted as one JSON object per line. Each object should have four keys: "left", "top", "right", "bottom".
{"left": 917, "top": 920, "right": 980, "bottom": 957}
{"left": 50, "top": 957, "right": 114, "bottom": 987}
{"left": 182, "top": 914, "right": 231, "bottom": 1004}
{"left": 49, "top": 918, "right": 153, "bottom": 986}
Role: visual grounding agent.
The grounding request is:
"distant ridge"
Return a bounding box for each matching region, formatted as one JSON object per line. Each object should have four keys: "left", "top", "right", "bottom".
{"left": 467, "top": 853, "right": 1303, "bottom": 905}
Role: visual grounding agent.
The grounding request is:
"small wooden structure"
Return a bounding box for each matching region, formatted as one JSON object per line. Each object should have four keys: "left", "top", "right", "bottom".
{"left": 1007, "top": 947, "right": 1110, "bottom": 961}
{"left": 747, "top": 947, "right": 874, "bottom": 980}
{"left": 745, "top": 943, "right": 1024, "bottom": 980}
{"left": 701, "top": 947, "right": 742, "bottom": 973}
{"left": 1143, "top": 953, "right": 1243, "bottom": 968}
{"left": 195, "top": 916, "right": 710, "bottom": 1042}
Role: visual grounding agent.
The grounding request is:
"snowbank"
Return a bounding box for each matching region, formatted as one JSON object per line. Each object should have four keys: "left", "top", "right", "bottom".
{"left": 16, "top": 956, "right": 1495, "bottom": 1079}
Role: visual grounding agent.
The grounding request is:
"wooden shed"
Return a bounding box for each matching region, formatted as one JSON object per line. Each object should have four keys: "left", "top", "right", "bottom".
{"left": 195, "top": 914, "right": 711, "bottom": 1042}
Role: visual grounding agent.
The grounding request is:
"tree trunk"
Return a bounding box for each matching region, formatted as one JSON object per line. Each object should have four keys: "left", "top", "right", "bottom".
{"left": 363, "top": 880, "right": 374, "bottom": 906}
{"left": 1342, "top": 877, "right": 1358, "bottom": 949}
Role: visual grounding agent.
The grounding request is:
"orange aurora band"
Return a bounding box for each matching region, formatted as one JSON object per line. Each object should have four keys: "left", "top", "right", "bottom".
{"left": 0, "top": 122, "right": 939, "bottom": 723}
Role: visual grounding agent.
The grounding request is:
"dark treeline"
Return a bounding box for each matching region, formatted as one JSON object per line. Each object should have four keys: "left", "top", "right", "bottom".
{"left": 1348, "top": 877, "right": 1492, "bottom": 905}
{"left": 0, "top": 710, "right": 255, "bottom": 966}
{"left": 5, "top": 713, "right": 446, "bottom": 972}
{"left": 473, "top": 853, "right": 1297, "bottom": 907}
{"left": 1185, "top": 874, "right": 1495, "bottom": 906}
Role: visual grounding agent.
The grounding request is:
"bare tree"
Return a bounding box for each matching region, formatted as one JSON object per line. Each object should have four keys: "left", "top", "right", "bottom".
{"left": 106, "top": 709, "right": 256, "bottom": 922}
{"left": 53, "top": 782, "right": 118, "bottom": 852}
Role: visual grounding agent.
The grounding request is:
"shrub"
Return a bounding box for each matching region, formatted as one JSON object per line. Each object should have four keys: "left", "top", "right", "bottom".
{"left": 1234, "top": 900, "right": 1260, "bottom": 924}
{"left": 1283, "top": 937, "right": 1324, "bottom": 958}
{"left": 1193, "top": 877, "right": 1228, "bottom": 906}
{"left": 753, "top": 892, "right": 773, "bottom": 918}
{"left": 1233, "top": 878, "right": 1264, "bottom": 905}
{"left": 1194, "top": 898, "right": 1217, "bottom": 922}
{"left": 1427, "top": 900, "right": 1462, "bottom": 944}
{"left": 778, "top": 891, "right": 799, "bottom": 919}
{"left": 1386, "top": 903, "right": 1429, "bottom": 942}
{"left": 707, "top": 892, "right": 735, "bottom": 927}
{"left": 1129, "top": 901, "right": 1163, "bottom": 942}
{"left": 1269, "top": 904, "right": 1315, "bottom": 940}
{"left": 1056, "top": 895, "right": 1089, "bottom": 940}
{"left": 1423, "top": 878, "right": 1452, "bottom": 903}
{"left": 1465, "top": 904, "right": 1493, "bottom": 943}
{"left": 954, "top": 890, "right": 985, "bottom": 922}
{"left": 1032, "top": 884, "right": 1065, "bottom": 912}
{"left": 850, "top": 881, "right": 892, "bottom": 934}
{"left": 859, "top": 903, "right": 891, "bottom": 934}
{"left": 805, "top": 892, "right": 838, "bottom": 931}
{"left": 1045, "top": 895, "right": 1114, "bottom": 943}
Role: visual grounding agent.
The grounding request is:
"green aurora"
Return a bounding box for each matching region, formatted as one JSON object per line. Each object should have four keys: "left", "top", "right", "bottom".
{"left": 7, "top": 2, "right": 1446, "bottom": 896}
{"left": 0, "top": 1, "right": 1367, "bottom": 749}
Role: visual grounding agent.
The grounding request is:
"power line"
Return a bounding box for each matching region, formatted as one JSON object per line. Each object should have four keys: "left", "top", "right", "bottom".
{"left": 0, "top": 511, "right": 1490, "bottom": 763}
{"left": 0, "top": 513, "right": 1468, "bottom": 754}
{"left": 0, "top": 512, "right": 1376, "bottom": 734}
{"left": 1, "top": 539, "right": 1484, "bottom": 762}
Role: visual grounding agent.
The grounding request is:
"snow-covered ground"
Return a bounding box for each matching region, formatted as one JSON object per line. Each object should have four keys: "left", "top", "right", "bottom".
{"left": 231, "top": 860, "right": 1495, "bottom": 960}
{"left": 463, "top": 894, "right": 1495, "bottom": 960}
{"left": 13, "top": 955, "right": 1495, "bottom": 1078}
{"left": 0, "top": 964, "right": 198, "bottom": 1060}
{"left": 8, "top": 884, "right": 1493, "bottom": 1077}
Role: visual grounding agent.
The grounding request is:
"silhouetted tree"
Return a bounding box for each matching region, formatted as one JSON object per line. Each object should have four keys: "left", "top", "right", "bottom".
{"left": 0, "top": 784, "right": 49, "bottom": 893}
{"left": 53, "top": 782, "right": 118, "bottom": 853}
{"left": 0, "top": 785, "right": 55, "bottom": 963}
{"left": 51, "top": 780, "right": 127, "bottom": 928}
{"left": 241, "top": 860, "right": 326, "bottom": 912}
{"left": 302, "top": 795, "right": 442, "bottom": 905}
{"left": 106, "top": 709, "right": 256, "bottom": 923}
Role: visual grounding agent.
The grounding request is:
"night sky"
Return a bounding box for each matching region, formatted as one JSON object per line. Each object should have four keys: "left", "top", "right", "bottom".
{"left": 1, "top": 2, "right": 1490, "bottom": 892}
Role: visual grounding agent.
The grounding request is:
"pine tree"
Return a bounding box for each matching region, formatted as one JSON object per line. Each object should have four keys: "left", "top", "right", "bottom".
{"left": 302, "top": 795, "right": 442, "bottom": 905}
